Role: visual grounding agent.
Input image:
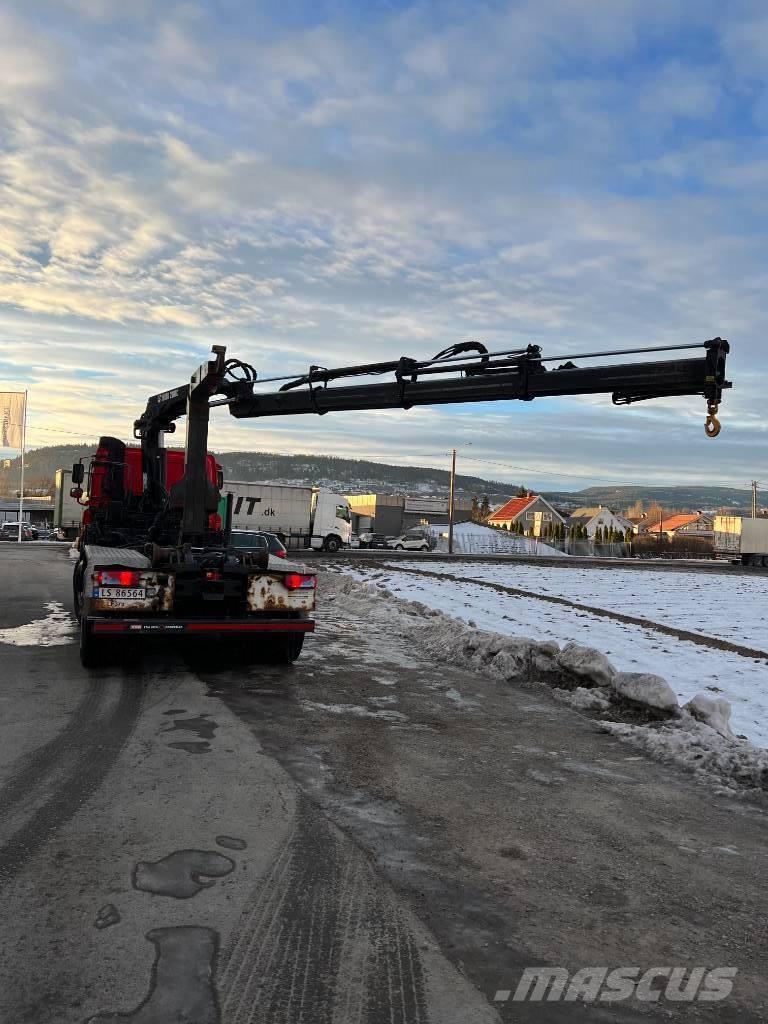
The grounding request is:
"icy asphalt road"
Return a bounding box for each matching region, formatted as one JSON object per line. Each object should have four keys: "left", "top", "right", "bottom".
{"left": 0, "top": 545, "right": 767, "bottom": 1023}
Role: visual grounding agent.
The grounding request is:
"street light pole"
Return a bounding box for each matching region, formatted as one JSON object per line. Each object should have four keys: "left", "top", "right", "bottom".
{"left": 448, "top": 448, "right": 457, "bottom": 554}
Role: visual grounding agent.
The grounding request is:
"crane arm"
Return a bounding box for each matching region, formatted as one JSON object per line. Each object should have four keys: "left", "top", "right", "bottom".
{"left": 131, "top": 337, "right": 730, "bottom": 545}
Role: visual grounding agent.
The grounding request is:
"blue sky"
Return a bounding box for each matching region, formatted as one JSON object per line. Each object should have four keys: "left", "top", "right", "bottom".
{"left": 0, "top": 0, "right": 766, "bottom": 491}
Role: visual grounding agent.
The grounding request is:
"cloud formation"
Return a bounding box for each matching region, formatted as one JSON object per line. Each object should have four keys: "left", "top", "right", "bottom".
{"left": 0, "top": 1, "right": 765, "bottom": 489}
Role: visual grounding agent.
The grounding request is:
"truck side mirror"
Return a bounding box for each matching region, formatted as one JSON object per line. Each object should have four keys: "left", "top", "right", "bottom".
{"left": 72, "top": 463, "right": 84, "bottom": 485}
{"left": 69, "top": 486, "right": 84, "bottom": 501}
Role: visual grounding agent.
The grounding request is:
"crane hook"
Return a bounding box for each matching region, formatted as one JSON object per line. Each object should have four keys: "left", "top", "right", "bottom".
{"left": 705, "top": 401, "right": 721, "bottom": 438}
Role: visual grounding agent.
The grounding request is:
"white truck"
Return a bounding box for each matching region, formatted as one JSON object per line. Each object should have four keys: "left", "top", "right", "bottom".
{"left": 714, "top": 515, "right": 768, "bottom": 566}
{"left": 225, "top": 481, "right": 352, "bottom": 552}
{"left": 54, "top": 468, "right": 85, "bottom": 540}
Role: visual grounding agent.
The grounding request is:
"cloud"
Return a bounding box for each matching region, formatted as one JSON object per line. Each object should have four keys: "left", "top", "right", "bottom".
{"left": 0, "top": 1, "right": 763, "bottom": 488}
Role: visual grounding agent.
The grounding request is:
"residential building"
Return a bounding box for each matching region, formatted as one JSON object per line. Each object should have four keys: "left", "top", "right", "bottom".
{"left": 643, "top": 512, "right": 715, "bottom": 539}
{"left": 487, "top": 494, "right": 565, "bottom": 535}
{"left": 565, "top": 506, "right": 632, "bottom": 539}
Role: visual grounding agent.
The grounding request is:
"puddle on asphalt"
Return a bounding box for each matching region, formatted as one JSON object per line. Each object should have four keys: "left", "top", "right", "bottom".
{"left": 162, "top": 715, "right": 218, "bottom": 740}
{"left": 86, "top": 926, "right": 220, "bottom": 1024}
{"left": 0, "top": 601, "right": 75, "bottom": 647}
{"left": 133, "top": 850, "right": 235, "bottom": 898}
{"left": 215, "top": 836, "right": 247, "bottom": 851}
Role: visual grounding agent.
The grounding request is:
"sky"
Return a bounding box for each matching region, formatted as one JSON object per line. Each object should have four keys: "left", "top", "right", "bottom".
{"left": 0, "top": 0, "right": 766, "bottom": 492}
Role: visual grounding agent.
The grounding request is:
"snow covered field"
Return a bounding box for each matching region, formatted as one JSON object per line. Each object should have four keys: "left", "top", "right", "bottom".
{"left": 343, "top": 560, "right": 768, "bottom": 747}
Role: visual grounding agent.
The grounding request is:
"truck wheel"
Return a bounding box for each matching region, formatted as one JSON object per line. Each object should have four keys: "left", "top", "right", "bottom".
{"left": 250, "top": 631, "right": 305, "bottom": 664}
{"left": 79, "top": 616, "right": 102, "bottom": 669}
{"left": 73, "top": 558, "right": 86, "bottom": 621}
{"left": 324, "top": 535, "right": 341, "bottom": 553}
{"left": 281, "top": 632, "right": 305, "bottom": 663}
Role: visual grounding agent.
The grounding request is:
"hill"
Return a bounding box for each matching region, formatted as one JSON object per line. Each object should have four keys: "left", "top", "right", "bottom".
{"left": 0, "top": 444, "right": 755, "bottom": 512}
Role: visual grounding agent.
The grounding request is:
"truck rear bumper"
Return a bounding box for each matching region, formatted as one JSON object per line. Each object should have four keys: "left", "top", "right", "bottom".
{"left": 88, "top": 617, "right": 315, "bottom": 635}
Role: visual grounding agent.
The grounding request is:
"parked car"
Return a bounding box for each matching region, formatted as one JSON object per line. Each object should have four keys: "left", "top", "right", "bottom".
{"left": 230, "top": 530, "right": 287, "bottom": 558}
{"left": 0, "top": 522, "right": 34, "bottom": 541}
{"left": 359, "top": 532, "right": 389, "bottom": 549}
{"left": 387, "top": 527, "right": 433, "bottom": 551}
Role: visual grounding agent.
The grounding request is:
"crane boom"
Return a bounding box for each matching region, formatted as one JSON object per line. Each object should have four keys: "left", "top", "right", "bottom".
{"left": 131, "top": 337, "right": 730, "bottom": 544}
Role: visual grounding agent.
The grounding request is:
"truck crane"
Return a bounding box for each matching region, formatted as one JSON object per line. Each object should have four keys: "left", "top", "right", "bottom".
{"left": 70, "top": 337, "right": 731, "bottom": 667}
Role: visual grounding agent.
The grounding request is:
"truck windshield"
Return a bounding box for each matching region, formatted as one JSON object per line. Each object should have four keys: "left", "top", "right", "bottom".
{"left": 335, "top": 505, "right": 351, "bottom": 522}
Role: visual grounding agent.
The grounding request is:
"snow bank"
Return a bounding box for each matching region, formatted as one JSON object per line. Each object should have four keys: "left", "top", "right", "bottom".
{"left": 603, "top": 717, "right": 768, "bottom": 797}
{"left": 684, "top": 694, "right": 735, "bottom": 739}
{"left": 329, "top": 572, "right": 767, "bottom": 798}
{"left": 427, "top": 521, "right": 567, "bottom": 557}
{"left": 365, "top": 562, "right": 768, "bottom": 746}
{"left": 611, "top": 672, "right": 679, "bottom": 713}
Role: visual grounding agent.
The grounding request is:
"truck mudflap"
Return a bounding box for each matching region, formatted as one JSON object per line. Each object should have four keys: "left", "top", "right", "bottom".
{"left": 89, "top": 617, "right": 315, "bottom": 635}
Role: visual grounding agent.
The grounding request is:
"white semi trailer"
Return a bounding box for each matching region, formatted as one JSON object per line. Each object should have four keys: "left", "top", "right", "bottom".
{"left": 54, "top": 468, "right": 85, "bottom": 540}
{"left": 226, "top": 481, "right": 352, "bottom": 552}
{"left": 714, "top": 515, "right": 768, "bottom": 566}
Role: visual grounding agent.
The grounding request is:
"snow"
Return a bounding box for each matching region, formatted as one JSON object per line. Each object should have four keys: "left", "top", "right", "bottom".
{"left": 401, "top": 559, "right": 768, "bottom": 651}
{"left": 603, "top": 717, "right": 768, "bottom": 796}
{"left": 611, "top": 672, "right": 679, "bottom": 712}
{"left": 340, "top": 563, "right": 768, "bottom": 747}
{"left": 685, "top": 694, "right": 735, "bottom": 738}
{"left": 426, "top": 521, "right": 567, "bottom": 557}
{"left": 327, "top": 573, "right": 768, "bottom": 793}
{"left": 0, "top": 601, "right": 76, "bottom": 647}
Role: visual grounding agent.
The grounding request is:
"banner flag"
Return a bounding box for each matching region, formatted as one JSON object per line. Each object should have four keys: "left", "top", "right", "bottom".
{"left": 0, "top": 392, "right": 26, "bottom": 449}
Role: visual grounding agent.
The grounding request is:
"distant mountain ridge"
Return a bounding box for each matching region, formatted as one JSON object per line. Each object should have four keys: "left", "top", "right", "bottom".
{"left": 0, "top": 443, "right": 754, "bottom": 511}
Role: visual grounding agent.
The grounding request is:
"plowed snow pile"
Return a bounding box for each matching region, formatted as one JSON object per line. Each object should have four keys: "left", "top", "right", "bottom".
{"left": 326, "top": 571, "right": 768, "bottom": 799}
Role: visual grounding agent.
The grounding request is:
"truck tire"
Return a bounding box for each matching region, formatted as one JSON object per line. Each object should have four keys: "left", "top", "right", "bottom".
{"left": 73, "top": 558, "right": 86, "bottom": 620}
{"left": 79, "top": 615, "right": 102, "bottom": 669}
{"left": 248, "top": 631, "right": 305, "bottom": 664}
{"left": 280, "top": 631, "right": 305, "bottom": 663}
{"left": 324, "top": 535, "right": 341, "bottom": 553}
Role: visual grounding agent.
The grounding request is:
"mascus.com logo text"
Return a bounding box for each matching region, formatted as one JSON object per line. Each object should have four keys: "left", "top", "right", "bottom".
{"left": 494, "top": 966, "right": 737, "bottom": 1004}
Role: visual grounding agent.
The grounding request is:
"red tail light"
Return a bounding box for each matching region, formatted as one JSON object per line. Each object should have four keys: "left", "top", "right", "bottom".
{"left": 284, "top": 573, "right": 317, "bottom": 590}
{"left": 205, "top": 570, "right": 223, "bottom": 582}
{"left": 275, "top": 549, "right": 286, "bottom": 558}
{"left": 96, "top": 570, "right": 141, "bottom": 586}
{"left": 208, "top": 513, "right": 222, "bottom": 531}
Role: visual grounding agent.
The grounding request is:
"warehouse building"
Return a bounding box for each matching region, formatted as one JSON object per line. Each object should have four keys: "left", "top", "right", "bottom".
{"left": 346, "top": 493, "right": 474, "bottom": 537}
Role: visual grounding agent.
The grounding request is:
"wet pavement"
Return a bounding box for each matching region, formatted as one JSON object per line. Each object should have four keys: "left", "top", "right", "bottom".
{"left": 0, "top": 545, "right": 767, "bottom": 1023}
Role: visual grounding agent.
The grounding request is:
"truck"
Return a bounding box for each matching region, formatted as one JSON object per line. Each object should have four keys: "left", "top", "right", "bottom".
{"left": 54, "top": 468, "right": 84, "bottom": 540}
{"left": 226, "top": 481, "right": 352, "bottom": 552}
{"left": 714, "top": 515, "right": 768, "bottom": 566}
{"left": 71, "top": 431, "right": 316, "bottom": 667}
{"left": 71, "top": 338, "right": 731, "bottom": 668}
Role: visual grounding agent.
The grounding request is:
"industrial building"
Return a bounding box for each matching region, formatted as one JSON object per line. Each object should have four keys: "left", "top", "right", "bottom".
{"left": 346, "top": 493, "right": 474, "bottom": 537}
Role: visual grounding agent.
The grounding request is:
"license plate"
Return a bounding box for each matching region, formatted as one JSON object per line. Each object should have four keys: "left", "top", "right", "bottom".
{"left": 93, "top": 587, "right": 147, "bottom": 600}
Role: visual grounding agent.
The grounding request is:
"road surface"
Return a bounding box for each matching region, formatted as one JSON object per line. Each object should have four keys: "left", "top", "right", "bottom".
{"left": 0, "top": 544, "right": 766, "bottom": 1023}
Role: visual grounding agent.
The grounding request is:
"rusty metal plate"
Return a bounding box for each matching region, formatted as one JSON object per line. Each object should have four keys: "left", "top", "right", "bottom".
{"left": 247, "top": 574, "right": 315, "bottom": 612}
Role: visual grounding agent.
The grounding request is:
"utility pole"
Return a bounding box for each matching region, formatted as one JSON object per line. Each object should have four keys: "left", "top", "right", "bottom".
{"left": 448, "top": 448, "right": 456, "bottom": 555}
{"left": 752, "top": 480, "right": 759, "bottom": 518}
